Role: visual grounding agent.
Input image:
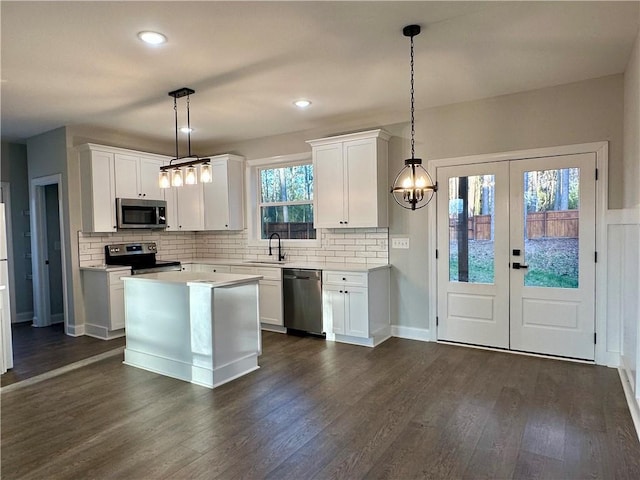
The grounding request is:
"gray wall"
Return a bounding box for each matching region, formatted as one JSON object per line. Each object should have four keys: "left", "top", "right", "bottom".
{"left": 623, "top": 27, "right": 640, "bottom": 209}
{"left": 207, "top": 74, "right": 626, "bottom": 331}
{"left": 0, "top": 142, "right": 33, "bottom": 322}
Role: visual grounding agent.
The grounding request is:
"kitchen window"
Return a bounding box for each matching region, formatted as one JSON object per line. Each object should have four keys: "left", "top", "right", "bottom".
{"left": 246, "top": 153, "right": 317, "bottom": 245}
{"left": 257, "top": 163, "right": 316, "bottom": 239}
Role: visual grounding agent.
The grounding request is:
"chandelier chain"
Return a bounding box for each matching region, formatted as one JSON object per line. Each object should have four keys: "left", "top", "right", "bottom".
{"left": 410, "top": 33, "right": 415, "bottom": 160}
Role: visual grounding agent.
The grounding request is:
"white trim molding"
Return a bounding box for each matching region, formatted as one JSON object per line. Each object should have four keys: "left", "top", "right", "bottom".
{"left": 426, "top": 141, "right": 610, "bottom": 365}
{"left": 391, "top": 325, "right": 431, "bottom": 342}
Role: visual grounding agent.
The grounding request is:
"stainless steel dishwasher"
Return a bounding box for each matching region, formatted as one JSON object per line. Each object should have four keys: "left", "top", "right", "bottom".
{"left": 282, "top": 268, "right": 324, "bottom": 336}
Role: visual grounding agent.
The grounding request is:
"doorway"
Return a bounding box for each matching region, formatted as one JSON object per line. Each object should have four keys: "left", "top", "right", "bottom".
{"left": 435, "top": 152, "right": 597, "bottom": 360}
{"left": 30, "top": 174, "right": 68, "bottom": 330}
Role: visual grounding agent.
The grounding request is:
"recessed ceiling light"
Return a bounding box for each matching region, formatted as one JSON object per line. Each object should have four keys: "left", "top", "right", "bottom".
{"left": 137, "top": 31, "right": 167, "bottom": 45}
{"left": 294, "top": 99, "right": 312, "bottom": 109}
{"left": 180, "top": 127, "right": 193, "bottom": 134}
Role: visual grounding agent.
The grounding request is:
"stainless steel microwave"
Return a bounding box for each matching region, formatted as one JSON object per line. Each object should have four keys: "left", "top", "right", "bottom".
{"left": 116, "top": 198, "right": 167, "bottom": 230}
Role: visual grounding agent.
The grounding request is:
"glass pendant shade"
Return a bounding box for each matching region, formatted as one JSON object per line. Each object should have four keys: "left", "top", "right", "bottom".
{"left": 391, "top": 159, "right": 436, "bottom": 210}
{"left": 171, "top": 168, "right": 184, "bottom": 187}
{"left": 185, "top": 166, "right": 198, "bottom": 185}
{"left": 200, "top": 163, "right": 212, "bottom": 183}
{"left": 158, "top": 170, "right": 170, "bottom": 189}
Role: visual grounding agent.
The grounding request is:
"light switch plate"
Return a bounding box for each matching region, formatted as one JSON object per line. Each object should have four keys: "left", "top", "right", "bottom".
{"left": 391, "top": 237, "right": 410, "bottom": 249}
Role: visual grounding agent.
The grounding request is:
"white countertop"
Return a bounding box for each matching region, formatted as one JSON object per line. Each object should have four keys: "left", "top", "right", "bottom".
{"left": 80, "top": 264, "right": 132, "bottom": 273}
{"left": 121, "top": 270, "right": 262, "bottom": 288}
{"left": 185, "top": 258, "right": 390, "bottom": 272}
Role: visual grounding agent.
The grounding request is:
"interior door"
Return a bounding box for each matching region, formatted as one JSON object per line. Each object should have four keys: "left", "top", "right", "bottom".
{"left": 436, "top": 153, "right": 596, "bottom": 360}
{"left": 437, "top": 162, "right": 510, "bottom": 348}
{"left": 509, "top": 154, "right": 596, "bottom": 360}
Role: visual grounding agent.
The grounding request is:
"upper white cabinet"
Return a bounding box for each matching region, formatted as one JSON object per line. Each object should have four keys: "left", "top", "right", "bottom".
{"left": 165, "top": 154, "right": 245, "bottom": 232}
{"left": 78, "top": 144, "right": 170, "bottom": 232}
{"left": 78, "top": 145, "right": 117, "bottom": 232}
{"left": 114, "top": 153, "right": 165, "bottom": 200}
{"left": 203, "top": 155, "right": 244, "bottom": 230}
{"left": 307, "top": 129, "right": 390, "bottom": 229}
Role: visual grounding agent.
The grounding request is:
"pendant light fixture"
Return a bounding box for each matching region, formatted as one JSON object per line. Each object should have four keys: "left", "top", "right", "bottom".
{"left": 390, "top": 25, "right": 437, "bottom": 210}
{"left": 159, "top": 87, "right": 212, "bottom": 188}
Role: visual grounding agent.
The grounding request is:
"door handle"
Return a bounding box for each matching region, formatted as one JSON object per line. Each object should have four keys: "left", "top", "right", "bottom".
{"left": 512, "top": 262, "right": 528, "bottom": 269}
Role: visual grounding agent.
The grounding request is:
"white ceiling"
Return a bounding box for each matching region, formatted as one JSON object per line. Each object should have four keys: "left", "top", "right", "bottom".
{"left": 1, "top": 1, "right": 638, "bottom": 146}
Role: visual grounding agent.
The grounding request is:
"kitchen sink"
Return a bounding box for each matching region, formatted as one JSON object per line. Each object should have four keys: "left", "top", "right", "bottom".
{"left": 242, "top": 260, "right": 287, "bottom": 266}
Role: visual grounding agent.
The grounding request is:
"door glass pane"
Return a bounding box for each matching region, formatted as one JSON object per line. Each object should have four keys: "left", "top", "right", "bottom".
{"left": 523, "top": 168, "right": 579, "bottom": 288}
{"left": 448, "top": 175, "right": 495, "bottom": 284}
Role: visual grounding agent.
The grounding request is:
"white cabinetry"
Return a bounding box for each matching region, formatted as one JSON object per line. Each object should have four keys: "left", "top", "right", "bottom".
{"left": 230, "top": 266, "right": 283, "bottom": 327}
{"left": 82, "top": 268, "right": 131, "bottom": 339}
{"left": 307, "top": 130, "right": 390, "bottom": 228}
{"left": 165, "top": 154, "right": 244, "bottom": 232}
{"left": 78, "top": 144, "right": 169, "bottom": 233}
{"left": 196, "top": 264, "right": 231, "bottom": 274}
{"left": 322, "top": 268, "right": 390, "bottom": 347}
{"left": 114, "top": 153, "right": 165, "bottom": 200}
{"left": 79, "top": 145, "right": 117, "bottom": 232}
{"left": 204, "top": 155, "right": 244, "bottom": 230}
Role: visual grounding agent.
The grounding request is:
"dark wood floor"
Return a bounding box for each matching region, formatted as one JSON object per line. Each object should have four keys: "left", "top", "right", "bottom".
{"left": 2, "top": 332, "right": 639, "bottom": 479}
{"left": 1, "top": 322, "right": 126, "bottom": 387}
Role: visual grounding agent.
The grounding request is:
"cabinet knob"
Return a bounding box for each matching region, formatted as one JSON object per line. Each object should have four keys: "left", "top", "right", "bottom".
{"left": 339, "top": 290, "right": 343, "bottom": 293}
{"left": 344, "top": 221, "right": 348, "bottom": 224}
{"left": 342, "top": 277, "right": 346, "bottom": 281}
{"left": 339, "top": 221, "right": 344, "bottom": 225}
{"left": 345, "top": 290, "right": 349, "bottom": 294}
{"left": 143, "top": 193, "right": 146, "bottom": 197}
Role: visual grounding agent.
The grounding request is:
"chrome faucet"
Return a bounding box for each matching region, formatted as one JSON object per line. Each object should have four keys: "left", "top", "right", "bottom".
{"left": 268, "top": 232, "right": 285, "bottom": 261}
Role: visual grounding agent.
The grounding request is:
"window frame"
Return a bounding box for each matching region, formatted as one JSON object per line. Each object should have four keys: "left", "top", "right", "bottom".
{"left": 246, "top": 152, "right": 320, "bottom": 247}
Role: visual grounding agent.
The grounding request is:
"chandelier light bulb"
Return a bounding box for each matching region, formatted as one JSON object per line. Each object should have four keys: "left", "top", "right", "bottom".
{"left": 158, "top": 170, "right": 170, "bottom": 189}
{"left": 185, "top": 166, "right": 198, "bottom": 185}
{"left": 172, "top": 168, "right": 184, "bottom": 187}
{"left": 200, "top": 163, "right": 212, "bottom": 183}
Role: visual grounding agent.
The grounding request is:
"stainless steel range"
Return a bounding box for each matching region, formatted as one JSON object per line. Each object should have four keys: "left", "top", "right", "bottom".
{"left": 105, "top": 242, "right": 181, "bottom": 275}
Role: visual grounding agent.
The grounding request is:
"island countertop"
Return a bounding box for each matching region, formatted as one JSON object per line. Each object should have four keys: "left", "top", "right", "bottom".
{"left": 121, "top": 270, "right": 263, "bottom": 288}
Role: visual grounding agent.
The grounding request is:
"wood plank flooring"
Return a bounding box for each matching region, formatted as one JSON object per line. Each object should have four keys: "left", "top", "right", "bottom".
{"left": 1, "top": 322, "right": 126, "bottom": 387}
{"left": 2, "top": 332, "right": 639, "bottom": 479}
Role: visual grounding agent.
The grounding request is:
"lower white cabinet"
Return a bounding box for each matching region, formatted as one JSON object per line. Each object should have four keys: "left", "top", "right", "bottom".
{"left": 230, "top": 266, "right": 283, "bottom": 327}
{"left": 196, "top": 264, "right": 231, "bottom": 274}
{"left": 82, "top": 268, "right": 131, "bottom": 339}
{"left": 322, "top": 268, "right": 390, "bottom": 347}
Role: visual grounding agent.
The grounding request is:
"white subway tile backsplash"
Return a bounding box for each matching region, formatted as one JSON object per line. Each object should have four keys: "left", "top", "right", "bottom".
{"left": 78, "top": 227, "right": 388, "bottom": 267}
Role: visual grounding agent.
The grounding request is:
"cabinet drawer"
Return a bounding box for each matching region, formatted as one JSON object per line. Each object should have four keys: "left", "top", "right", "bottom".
{"left": 256, "top": 267, "right": 281, "bottom": 281}
{"left": 198, "top": 264, "right": 231, "bottom": 274}
{"left": 108, "top": 270, "right": 131, "bottom": 286}
{"left": 323, "top": 271, "right": 367, "bottom": 287}
{"left": 230, "top": 266, "right": 256, "bottom": 275}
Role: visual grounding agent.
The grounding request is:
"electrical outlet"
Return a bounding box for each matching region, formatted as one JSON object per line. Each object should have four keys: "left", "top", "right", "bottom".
{"left": 391, "top": 237, "right": 410, "bottom": 249}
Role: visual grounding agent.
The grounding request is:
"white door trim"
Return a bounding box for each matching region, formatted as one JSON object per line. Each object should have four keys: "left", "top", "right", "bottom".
{"left": 0, "top": 182, "right": 18, "bottom": 325}
{"left": 427, "top": 141, "right": 609, "bottom": 365}
{"left": 30, "top": 174, "right": 69, "bottom": 331}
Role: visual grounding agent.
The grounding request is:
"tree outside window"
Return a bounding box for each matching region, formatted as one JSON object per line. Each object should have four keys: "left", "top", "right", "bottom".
{"left": 258, "top": 164, "right": 316, "bottom": 239}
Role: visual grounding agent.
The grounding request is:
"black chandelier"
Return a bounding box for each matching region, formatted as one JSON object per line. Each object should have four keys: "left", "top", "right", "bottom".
{"left": 159, "top": 87, "right": 212, "bottom": 188}
{"left": 390, "top": 25, "right": 437, "bottom": 210}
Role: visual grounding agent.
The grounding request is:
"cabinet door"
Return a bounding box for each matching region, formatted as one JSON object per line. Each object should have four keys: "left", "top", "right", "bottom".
{"left": 138, "top": 157, "right": 165, "bottom": 200}
{"left": 259, "top": 280, "right": 283, "bottom": 325}
{"left": 313, "top": 143, "right": 345, "bottom": 228}
{"left": 109, "top": 284, "right": 125, "bottom": 330}
{"left": 203, "top": 160, "right": 230, "bottom": 230}
{"left": 88, "top": 151, "right": 117, "bottom": 232}
{"left": 344, "top": 139, "right": 377, "bottom": 227}
{"left": 114, "top": 153, "right": 140, "bottom": 199}
{"left": 176, "top": 183, "right": 204, "bottom": 230}
{"left": 164, "top": 185, "right": 178, "bottom": 231}
{"left": 345, "top": 288, "right": 368, "bottom": 337}
{"left": 324, "top": 285, "right": 346, "bottom": 335}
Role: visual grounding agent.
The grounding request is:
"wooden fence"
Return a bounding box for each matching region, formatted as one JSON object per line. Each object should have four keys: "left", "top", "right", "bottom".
{"left": 265, "top": 222, "right": 316, "bottom": 240}
{"left": 449, "top": 210, "right": 579, "bottom": 240}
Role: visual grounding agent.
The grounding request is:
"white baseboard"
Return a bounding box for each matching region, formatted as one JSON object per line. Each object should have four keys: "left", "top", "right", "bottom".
{"left": 619, "top": 366, "right": 640, "bottom": 442}
{"left": 67, "top": 323, "right": 85, "bottom": 337}
{"left": 391, "top": 325, "right": 431, "bottom": 342}
{"left": 13, "top": 311, "right": 34, "bottom": 324}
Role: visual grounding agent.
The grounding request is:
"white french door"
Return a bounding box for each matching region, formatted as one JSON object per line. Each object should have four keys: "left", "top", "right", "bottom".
{"left": 436, "top": 153, "right": 596, "bottom": 360}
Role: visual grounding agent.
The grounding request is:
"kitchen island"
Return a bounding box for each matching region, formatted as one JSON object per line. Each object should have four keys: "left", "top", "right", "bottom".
{"left": 122, "top": 270, "right": 262, "bottom": 389}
